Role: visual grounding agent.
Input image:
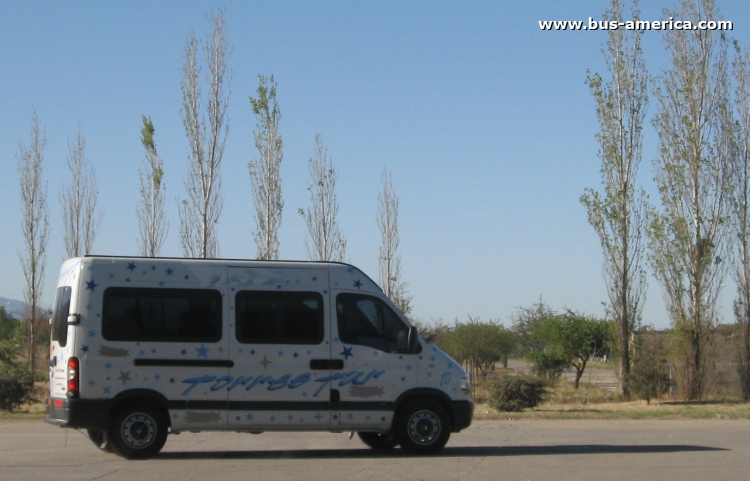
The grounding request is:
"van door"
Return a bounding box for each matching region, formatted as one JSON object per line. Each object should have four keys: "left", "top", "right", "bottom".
{"left": 227, "top": 267, "right": 333, "bottom": 430}
{"left": 332, "top": 291, "right": 416, "bottom": 431}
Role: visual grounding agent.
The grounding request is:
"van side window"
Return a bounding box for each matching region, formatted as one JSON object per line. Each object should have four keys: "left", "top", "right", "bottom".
{"left": 336, "top": 293, "right": 409, "bottom": 353}
{"left": 51, "top": 286, "right": 72, "bottom": 347}
{"left": 235, "top": 291, "right": 324, "bottom": 345}
{"left": 102, "top": 288, "right": 222, "bottom": 342}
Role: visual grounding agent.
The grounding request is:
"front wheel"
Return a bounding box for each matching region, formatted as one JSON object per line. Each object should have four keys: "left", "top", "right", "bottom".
{"left": 357, "top": 431, "right": 397, "bottom": 450}
{"left": 108, "top": 403, "right": 168, "bottom": 460}
{"left": 396, "top": 400, "right": 451, "bottom": 455}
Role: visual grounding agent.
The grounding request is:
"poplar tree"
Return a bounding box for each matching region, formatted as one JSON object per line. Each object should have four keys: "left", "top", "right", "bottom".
{"left": 648, "top": 0, "right": 731, "bottom": 400}
{"left": 17, "top": 110, "right": 49, "bottom": 375}
{"left": 249, "top": 75, "right": 283, "bottom": 260}
{"left": 178, "top": 9, "right": 231, "bottom": 259}
{"left": 60, "top": 125, "right": 101, "bottom": 257}
{"left": 137, "top": 116, "right": 168, "bottom": 257}
{"left": 299, "top": 135, "right": 346, "bottom": 262}
{"left": 581, "top": 0, "right": 648, "bottom": 399}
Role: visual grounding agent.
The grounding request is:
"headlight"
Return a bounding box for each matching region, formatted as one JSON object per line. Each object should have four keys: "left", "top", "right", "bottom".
{"left": 460, "top": 377, "right": 471, "bottom": 395}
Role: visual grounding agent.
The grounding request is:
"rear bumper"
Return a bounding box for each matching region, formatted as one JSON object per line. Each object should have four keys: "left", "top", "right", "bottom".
{"left": 450, "top": 400, "right": 474, "bottom": 432}
{"left": 45, "top": 397, "right": 115, "bottom": 431}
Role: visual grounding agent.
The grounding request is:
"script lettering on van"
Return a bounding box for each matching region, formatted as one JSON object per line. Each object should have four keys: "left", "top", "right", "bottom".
{"left": 181, "top": 370, "right": 386, "bottom": 398}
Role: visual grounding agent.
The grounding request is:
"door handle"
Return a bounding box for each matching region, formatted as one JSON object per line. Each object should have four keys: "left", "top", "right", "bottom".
{"left": 310, "top": 359, "right": 345, "bottom": 370}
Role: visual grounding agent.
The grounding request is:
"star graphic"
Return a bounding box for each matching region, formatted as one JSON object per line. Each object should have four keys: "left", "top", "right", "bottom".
{"left": 314, "top": 412, "right": 324, "bottom": 422}
{"left": 169, "top": 378, "right": 175, "bottom": 384}
{"left": 118, "top": 371, "right": 132, "bottom": 385}
{"left": 85, "top": 279, "right": 98, "bottom": 291}
{"left": 151, "top": 265, "right": 157, "bottom": 270}
{"left": 259, "top": 355, "right": 272, "bottom": 369}
{"left": 88, "top": 330, "right": 96, "bottom": 338}
{"left": 353, "top": 279, "right": 363, "bottom": 289}
{"left": 293, "top": 352, "right": 299, "bottom": 358}
{"left": 340, "top": 346, "right": 354, "bottom": 360}
{"left": 165, "top": 268, "right": 174, "bottom": 276}
{"left": 103, "top": 386, "right": 111, "bottom": 395}
{"left": 88, "top": 379, "right": 95, "bottom": 387}
{"left": 347, "top": 413, "right": 354, "bottom": 420}
{"left": 196, "top": 345, "right": 210, "bottom": 358}
{"left": 181, "top": 349, "right": 187, "bottom": 355}
{"left": 346, "top": 267, "right": 355, "bottom": 274}
{"left": 246, "top": 413, "right": 254, "bottom": 421}
{"left": 81, "top": 345, "right": 89, "bottom": 353}
{"left": 126, "top": 278, "right": 131, "bottom": 282}
{"left": 127, "top": 262, "right": 137, "bottom": 271}
{"left": 277, "top": 350, "right": 284, "bottom": 357}
{"left": 158, "top": 281, "right": 165, "bottom": 287}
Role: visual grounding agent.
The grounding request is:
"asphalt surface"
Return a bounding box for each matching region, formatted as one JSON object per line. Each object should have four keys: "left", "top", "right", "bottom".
{"left": 1, "top": 418, "right": 748, "bottom": 480}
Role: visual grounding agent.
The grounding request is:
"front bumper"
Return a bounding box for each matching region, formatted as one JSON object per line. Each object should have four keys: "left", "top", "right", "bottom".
{"left": 450, "top": 400, "right": 474, "bottom": 432}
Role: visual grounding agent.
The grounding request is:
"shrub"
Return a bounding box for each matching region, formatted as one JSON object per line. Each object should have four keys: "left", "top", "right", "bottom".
{"left": 0, "top": 373, "right": 35, "bottom": 412}
{"left": 487, "top": 374, "right": 548, "bottom": 412}
{"left": 0, "top": 321, "right": 36, "bottom": 412}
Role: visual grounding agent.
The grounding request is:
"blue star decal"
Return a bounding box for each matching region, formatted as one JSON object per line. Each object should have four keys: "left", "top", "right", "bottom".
{"left": 109, "top": 273, "right": 114, "bottom": 279}
{"left": 293, "top": 352, "right": 299, "bottom": 358}
{"left": 86, "top": 303, "right": 92, "bottom": 310}
{"left": 277, "top": 350, "right": 284, "bottom": 357}
{"left": 246, "top": 413, "right": 254, "bottom": 421}
{"left": 314, "top": 412, "right": 324, "bottom": 422}
{"left": 105, "top": 362, "right": 112, "bottom": 369}
{"left": 184, "top": 275, "right": 190, "bottom": 280}
{"left": 169, "top": 378, "right": 175, "bottom": 384}
{"left": 127, "top": 262, "right": 137, "bottom": 271}
{"left": 103, "top": 386, "right": 111, "bottom": 395}
{"left": 151, "top": 265, "right": 157, "bottom": 271}
{"left": 81, "top": 345, "right": 89, "bottom": 353}
{"left": 196, "top": 345, "right": 210, "bottom": 358}
{"left": 181, "top": 349, "right": 187, "bottom": 356}
{"left": 88, "top": 330, "right": 96, "bottom": 338}
{"left": 86, "top": 279, "right": 98, "bottom": 291}
{"left": 346, "top": 267, "right": 355, "bottom": 274}
{"left": 270, "top": 416, "right": 276, "bottom": 422}
{"left": 312, "top": 276, "right": 318, "bottom": 282}
{"left": 125, "top": 278, "right": 131, "bottom": 282}
{"left": 158, "top": 281, "right": 165, "bottom": 287}
{"left": 406, "top": 365, "right": 412, "bottom": 371}
{"left": 340, "top": 346, "right": 354, "bottom": 360}
{"left": 353, "top": 279, "right": 363, "bottom": 289}
{"left": 165, "top": 268, "right": 174, "bottom": 276}
{"left": 154, "top": 374, "right": 161, "bottom": 381}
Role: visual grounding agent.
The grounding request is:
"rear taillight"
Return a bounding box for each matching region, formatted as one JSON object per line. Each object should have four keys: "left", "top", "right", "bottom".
{"left": 67, "top": 357, "right": 79, "bottom": 396}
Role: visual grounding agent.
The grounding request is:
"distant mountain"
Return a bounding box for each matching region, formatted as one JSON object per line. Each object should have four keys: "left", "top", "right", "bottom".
{"left": 0, "top": 297, "right": 27, "bottom": 318}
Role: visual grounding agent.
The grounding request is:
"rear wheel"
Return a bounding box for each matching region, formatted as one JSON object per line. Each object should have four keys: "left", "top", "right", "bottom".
{"left": 357, "top": 431, "right": 397, "bottom": 450}
{"left": 108, "top": 403, "right": 168, "bottom": 460}
{"left": 396, "top": 400, "right": 451, "bottom": 455}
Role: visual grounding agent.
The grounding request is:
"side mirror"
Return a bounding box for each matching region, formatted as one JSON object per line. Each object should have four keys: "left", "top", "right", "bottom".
{"left": 407, "top": 326, "right": 420, "bottom": 354}
{"left": 67, "top": 313, "right": 81, "bottom": 325}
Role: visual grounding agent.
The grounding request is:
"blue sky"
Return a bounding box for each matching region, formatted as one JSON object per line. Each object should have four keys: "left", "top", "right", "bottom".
{"left": 2, "top": 1, "right": 749, "bottom": 329}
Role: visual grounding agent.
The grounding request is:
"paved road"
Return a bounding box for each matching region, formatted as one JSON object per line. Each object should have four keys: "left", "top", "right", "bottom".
{"left": 1, "top": 418, "right": 748, "bottom": 481}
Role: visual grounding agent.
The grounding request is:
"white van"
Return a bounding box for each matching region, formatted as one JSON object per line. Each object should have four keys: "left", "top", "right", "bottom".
{"left": 45, "top": 256, "right": 473, "bottom": 459}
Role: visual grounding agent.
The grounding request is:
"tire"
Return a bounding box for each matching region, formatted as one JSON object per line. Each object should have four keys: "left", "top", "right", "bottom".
{"left": 86, "top": 429, "right": 113, "bottom": 452}
{"left": 357, "top": 431, "right": 398, "bottom": 450}
{"left": 395, "top": 400, "right": 451, "bottom": 455}
{"left": 107, "top": 402, "right": 168, "bottom": 460}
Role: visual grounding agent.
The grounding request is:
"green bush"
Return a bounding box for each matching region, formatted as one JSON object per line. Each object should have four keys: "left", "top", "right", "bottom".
{"left": 487, "top": 374, "right": 548, "bottom": 412}
{"left": 0, "top": 374, "right": 35, "bottom": 412}
{"left": 0, "top": 318, "right": 36, "bottom": 412}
